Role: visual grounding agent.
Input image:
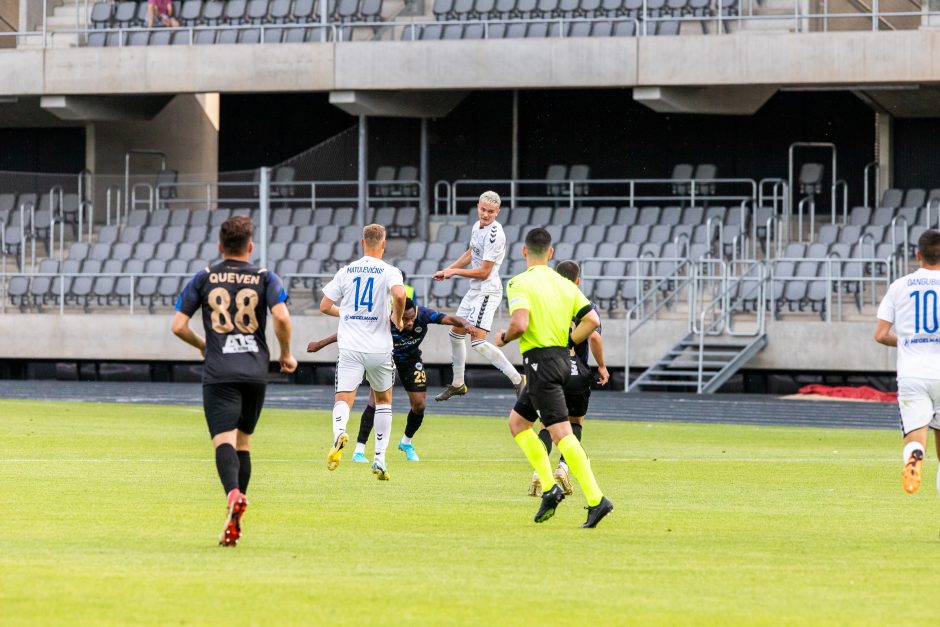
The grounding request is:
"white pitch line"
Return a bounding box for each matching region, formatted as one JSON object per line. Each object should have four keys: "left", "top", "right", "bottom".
{"left": 0, "top": 457, "right": 901, "bottom": 464}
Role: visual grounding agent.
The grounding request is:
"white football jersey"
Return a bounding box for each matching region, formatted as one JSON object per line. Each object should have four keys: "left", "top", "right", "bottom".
{"left": 322, "top": 256, "right": 403, "bottom": 354}
{"left": 877, "top": 267, "right": 940, "bottom": 380}
{"left": 467, "top": 220, "right": 506, "bottom": 293}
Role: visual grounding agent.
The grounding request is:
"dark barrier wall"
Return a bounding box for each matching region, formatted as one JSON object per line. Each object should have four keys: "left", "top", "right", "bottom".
{"left": 0, "top": 128, "right": 85, "bottom": 173}
{"left": 893, "top": 118, "right": 940, "bottom": 191}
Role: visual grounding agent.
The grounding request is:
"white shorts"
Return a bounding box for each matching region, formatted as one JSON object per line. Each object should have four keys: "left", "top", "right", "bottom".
{"left": 457, "top": 289, "right": 502, "bottom": 332}
{"left": 335, "top": 349, "right": 395, "bottom": 393}
{"left": 897, "top": 377, "right": 940, "bottom": 435}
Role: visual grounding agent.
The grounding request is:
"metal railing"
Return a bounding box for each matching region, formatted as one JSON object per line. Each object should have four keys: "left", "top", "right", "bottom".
{"left": 436, "top": 177, "right": 758, "bottom": 215}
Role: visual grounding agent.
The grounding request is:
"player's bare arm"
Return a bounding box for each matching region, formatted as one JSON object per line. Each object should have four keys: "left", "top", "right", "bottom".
{"left": 319, "top": 295, "right": 340, "bottom": 317}
{"left": 271, "top": 302, "right": 298, "bottom": 373}
{"left": 307, "top": 334, "right": 338, "bottom": 353}
{"left": 874, "top": 319, "right": 898, "bottom": 347}
{"left": 439, "top": 260, "right": 495, "bottom": 282}
{"left": 391, "top": 284, "right": 406, "bottom": 330}
{"left": 588, "top": 330, "right": 610, "bottom": 386}
{"left": 170, "top": 311, "right": 206, "bottom": 356}
{"left": 440, "top": 314, "right": 473, "bottom": 333}
{"left": 571, "top": 309, "right": 601, "bottom": 345}
{"left": 496, "top": 309, "right": 529, "bottom": 347}
{"left": 433, "top": 250, "right": 473, "bottom": 281}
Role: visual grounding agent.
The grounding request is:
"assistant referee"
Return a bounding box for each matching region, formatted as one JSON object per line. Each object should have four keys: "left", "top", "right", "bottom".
{"left": 496, "top": 227, "right": 613, "bottom": 528}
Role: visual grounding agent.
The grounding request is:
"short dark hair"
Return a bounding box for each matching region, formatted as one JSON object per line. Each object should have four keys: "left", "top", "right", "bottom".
{"left": 524, "top": 228, "right": 552, "bottom": 257}
{"left": 919, "top": 229, "right": 940, "bottom": 265}
{"left": 556, "top": 260, "right": 580, "bottom": 283}
{"left": 404, "top": 297, "right": 415, "bottom": 311}
{"left": 219, "top": 216, "right": 254, "bottom": 255}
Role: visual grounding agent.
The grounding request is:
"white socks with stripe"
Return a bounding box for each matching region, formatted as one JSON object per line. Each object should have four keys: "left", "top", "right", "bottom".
{"left": 449, "top": 331, "right": 467, "bottom": 387}
{"left": 332, "top": 401, "right": 350, "bottom": 443}
{"left": 472, "top": 339, "right": 523, "bottom": 385}
{"left": 373, "top": 404, "right": 393, "bottom": 464}
{"left": 903, "top": 441, "right": 924, "bottom": 464}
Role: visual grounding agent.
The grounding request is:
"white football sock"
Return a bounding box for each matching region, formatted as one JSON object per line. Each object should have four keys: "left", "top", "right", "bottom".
{"left": 332, "top": 401, "right": 350, "bottom": 442}
{"left": 401, "top": 435, "right": 412, "bottom": 445}
{"left": 903, "top": 441, "right": 925, "bottom": 464}
{"left": 373, "top": 404, "right": 393, "bottom": 463}
{"left": 450, "top": 332, "right": 467, "bottom": 387}
{"left": 354, "top": 441, "right": 366, "bottom": 455}
{"left": 472, "top": 340, "right": 523, "bottom": 385}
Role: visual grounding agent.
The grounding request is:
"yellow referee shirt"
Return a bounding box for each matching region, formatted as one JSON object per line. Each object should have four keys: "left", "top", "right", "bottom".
{"left": 506, "top": 265, "right": 592, "bottom": 354}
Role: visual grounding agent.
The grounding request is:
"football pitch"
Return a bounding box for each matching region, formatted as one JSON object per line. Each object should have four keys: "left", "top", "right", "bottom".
{"left": 2, "top": 399, "right": 938, "bottom": 626}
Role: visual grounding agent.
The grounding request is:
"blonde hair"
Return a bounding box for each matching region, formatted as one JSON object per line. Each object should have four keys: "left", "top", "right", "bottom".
{"left": 363, "top": 223, "right": 387, "bottom": 248}
{"left": 479, "top": 190, "right": 501, "bottom": 208}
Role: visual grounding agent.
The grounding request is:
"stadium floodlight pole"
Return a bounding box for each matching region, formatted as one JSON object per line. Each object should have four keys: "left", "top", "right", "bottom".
{"left": 357, "top": 115, "right": 367, "bottom": 229}
{"left": 259, "top": 166, "right": 269, "bottom": 269}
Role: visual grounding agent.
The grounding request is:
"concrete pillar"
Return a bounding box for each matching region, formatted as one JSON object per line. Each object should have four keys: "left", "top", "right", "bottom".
{"left": 85, "top": 94, "right": 219, "bottom": 220}
{"left": 876, "top": 112, "right": 892, "bottom": 196}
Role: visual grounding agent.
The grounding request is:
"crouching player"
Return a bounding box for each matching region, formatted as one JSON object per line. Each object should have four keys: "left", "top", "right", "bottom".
{"left": 875, "top": 229, "right": 940, "bottom": 500}
{"left": 308, "top": 297, "right": 472, "bottom": 461}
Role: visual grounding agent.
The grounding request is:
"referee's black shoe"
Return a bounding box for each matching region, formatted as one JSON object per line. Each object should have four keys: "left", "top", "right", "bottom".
{"left": 534, "top": 485, "right": 565, "bottom": 523}
{"left": 580, "top": 497, "right": 614, "bottom": 528}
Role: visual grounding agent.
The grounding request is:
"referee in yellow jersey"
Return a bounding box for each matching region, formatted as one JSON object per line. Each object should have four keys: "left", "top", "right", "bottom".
{"left": 496, "top": 227, "right": 613, "bottom": 527}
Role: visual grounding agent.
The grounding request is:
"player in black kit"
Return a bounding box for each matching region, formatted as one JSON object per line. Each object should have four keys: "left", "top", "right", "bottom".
{"left": 171, "top": 216, "right": 298, "bottom": 547}
{"left": 307, "top": 298, "right": 471, "bottom": 462}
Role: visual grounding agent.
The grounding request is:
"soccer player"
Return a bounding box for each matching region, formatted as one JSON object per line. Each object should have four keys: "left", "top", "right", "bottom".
{"left": 875, "top": 229, "right": 940, "bottom": 498}
{"left": 306, "top": 298, "right": 473, "bottom": 462}
{"left": 171, "top": 216, "right": 298, "bottom": 547}
{"left": 432, "top": 190, "right": 524, "bottom": 401}
{"left": 528, "top": 259, "right": 610, "bottom": 497}
{"left": 319, "top": 224, "right": 406, "bottom": 481}
{"left": 496, "top": 227, "right": 614, "bottom": 528}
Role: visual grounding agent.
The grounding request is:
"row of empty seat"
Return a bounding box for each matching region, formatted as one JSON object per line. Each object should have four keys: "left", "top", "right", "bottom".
{"left": 90, "top": 0, "right": 382, "bottom": 30}
{"left": 401, "top": 18, "right": 648, "bottom": 39}
{"left": 431, "top": 0, "right": 736, "bottom": 21}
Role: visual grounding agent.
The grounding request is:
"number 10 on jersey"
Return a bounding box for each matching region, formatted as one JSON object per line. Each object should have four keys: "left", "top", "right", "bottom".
{"left": 353, "top": 276, "right": 375, "bottom": 312}
{"left": 911, "top": 289, "right": 939, "bottom": 334}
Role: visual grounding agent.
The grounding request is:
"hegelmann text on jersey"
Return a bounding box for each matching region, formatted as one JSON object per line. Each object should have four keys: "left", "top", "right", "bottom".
{"left": 345, "top": 314, "right": 379, "bottom": 321}
{"left": 347, "top": 266, "right": 385, "bottom": 274}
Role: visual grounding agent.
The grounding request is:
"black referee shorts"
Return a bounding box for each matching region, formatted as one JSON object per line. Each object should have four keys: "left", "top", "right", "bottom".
{"left": 512, "top": 347, "right": 574, "bottom": 427}
{"left": 203, "top": 382, "right": 267, "bottom": 438}
{"left": 514, "top": 352, "right": 592, "bottom": 424}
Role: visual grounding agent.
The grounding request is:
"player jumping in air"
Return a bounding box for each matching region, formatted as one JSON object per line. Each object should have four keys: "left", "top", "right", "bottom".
{"left": 875, "top": 229, "right": 940, "bottom": 500}
{"left": 306, "top": 298, "right": 473, "bottom": 462}
{"left": 171, "top": 216, "right": 298, "bottom": 546}
{"left": 527, "top": 260, "right": 610, "bottom": 497}
{"left": 497, "top": 227, "right": 613, "bottom": 528}
{"left": 433, "top": 190, "right": 524, "bottom": 401}
{"left": 319, "top": 224, "right": 406, "bottom": 481}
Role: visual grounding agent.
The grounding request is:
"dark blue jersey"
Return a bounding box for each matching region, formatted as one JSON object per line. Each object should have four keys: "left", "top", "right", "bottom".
{"left": 569, "top": 303, "right": 599, "bottom": 365}
{"left": 391, "top": 305, "right": 448, "bottom": 363}
{"left": 176, "top": 259, "right": 288, "bottom": 385}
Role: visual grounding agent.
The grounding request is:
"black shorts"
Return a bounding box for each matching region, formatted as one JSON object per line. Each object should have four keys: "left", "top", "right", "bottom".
{"left": 395, "top": 355, "right": 428, "bottom": 393}
{"left": 512, "top": 347, "right": 576, "bottom": 427}
{"left": 515, "top": 353, "right": 592, "bottom": 424}
{"left": 203, "top": 382, "right": 267, "bottom": 438}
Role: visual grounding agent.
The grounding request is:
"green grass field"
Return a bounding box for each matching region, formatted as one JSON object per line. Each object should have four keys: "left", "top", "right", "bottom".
{"left": 1, "top": 398, "right": 939, "bottom": 626}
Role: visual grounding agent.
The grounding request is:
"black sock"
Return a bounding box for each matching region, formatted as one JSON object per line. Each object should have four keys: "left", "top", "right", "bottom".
{"left": 560, "top": 424, "right": 583, "bottom": 466}
{"left": 215, "top": 443, "right": 240, "bottom": 495}
{"left": 538, "top": 428, "right": 553, "bottom": 455}
{"left": 357, "top": 405, "right": 376, "bottom": 446}
{"left": 404, "top": 410, "right": 425, "bottom": 439}
{"left": 237, "top": 450, "right": 251, "bottom": 494}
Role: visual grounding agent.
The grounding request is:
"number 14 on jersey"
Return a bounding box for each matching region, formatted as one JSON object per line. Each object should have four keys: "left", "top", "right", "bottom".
{"left": 353, "top": 276, "right": 375, "bottom": 312}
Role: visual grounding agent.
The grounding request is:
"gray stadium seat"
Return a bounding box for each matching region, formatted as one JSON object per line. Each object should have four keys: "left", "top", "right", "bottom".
{"left": 880, "top": 188, "right": 903, "bottom": 209}
{"left": 612, "top": 18, "right": 634, "bottom": 35}
{"left": 90, "top": 2, "right": 113, "bottom": 28}
{"left": 591, "top": 20, "right": 612, "bottom": 35}
{"left": 563, "top": 224, "right": 585, "bottom": 242}
{"left": 637, "top": 206, "right": 661, "bottom": 225}
{"left": 594, "top": 206, "right": 616, "bottom": 226}
{"left": 150, "top": 30, "right": 172, "bottom": 45}
{"left": 263, "top": 27, "right": 284, "bottom": 43}
{"left": 421, "top": 23, "right": 443, "bottom": 39}
{"left": 180, "top": 0, "right": 203, "bottom": 24}
{"left": 194, "top": 28, "right": 217, "bottom": 44}
{"left": 225, "top": 0, "right": 248, "bottom": 23}
{"left": 115, "top": 1, "right": 137, "bottom": 26}
{"left": 445, "top": 241, "right": 466, "bottom": 260}
{"left": 508, "top": 206, "right": 531, "bottom": 225}
{"left": 217, "top": 28, "right": 238, "bottom": 43}
{"left": 531, "top": 206, "right": 553, "bottom": 225}
{"left": 334, "top": 207, "right": 355, "bottom": 225}
{"left": 569, "top": 21, "right": 591, "bottom": 37}
{"left": 442, "top": 23, "right": 464, "bottom": 39}
{"left": 310, "top": 242, "right": 332, "bottom": 262}
{"left": 904, "top": 188, "right": 926, "bottom": 209}
{"left": 238, "top": 28, "right": 261, "bottom": 43}
{"left": 171, "top": 29, "right": 192, "bottom": 45}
